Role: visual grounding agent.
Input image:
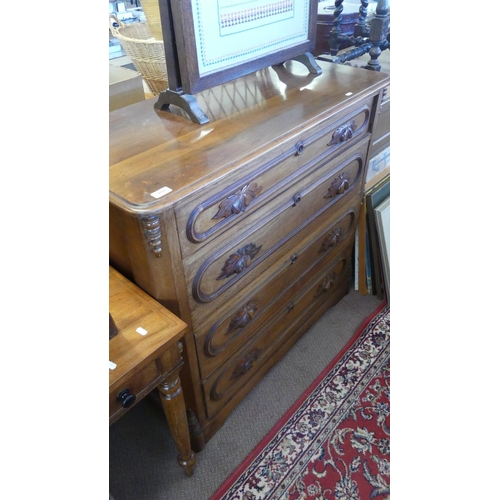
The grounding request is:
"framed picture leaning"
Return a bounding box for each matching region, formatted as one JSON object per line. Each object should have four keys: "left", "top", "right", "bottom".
{"left": 157, "top": 0, "right": 321, "bottom": 123}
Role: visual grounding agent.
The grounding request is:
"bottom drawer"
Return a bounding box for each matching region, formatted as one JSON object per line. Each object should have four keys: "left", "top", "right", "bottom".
{"left": 109, "top": 360, "right": 162, "bottom": 422}
{"left": 202, "top": 253, "right": 351, "bottom": 418}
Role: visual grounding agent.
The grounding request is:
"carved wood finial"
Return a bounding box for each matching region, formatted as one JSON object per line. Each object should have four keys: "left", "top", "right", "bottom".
{"left": 140, "top": 215, "right": 163, "bottom": 258}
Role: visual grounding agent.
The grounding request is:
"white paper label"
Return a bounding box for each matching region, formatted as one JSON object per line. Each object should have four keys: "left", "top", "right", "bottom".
{"left": 109, "top": 361, "right": 117, "bottom": 370}
{"left": 136, "top": 327, "right": 148, "bottom": 336}
{"left": 150, "top": 186, "right": 173, "bottom": 199}
{"left": 345, "top": 92, "right": 353, "bottom": 96}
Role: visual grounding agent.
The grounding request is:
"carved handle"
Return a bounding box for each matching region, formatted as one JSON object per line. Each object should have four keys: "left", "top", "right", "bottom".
{"left": 340, "top": 127, "right": 353, "bottom": 142}
{"left": 217, "top": 243, "right": 262, "bottom": 280}
{"left": 327, "top": 120, "right": 357, "bottom": 146}
{"left": 293, "top": 194, "right": 302, "bottom": 206}
{"left": 116, "top": 389, "right": 136, "bottom": 408}
{"left": 319, "top": 228, "right": 344, "bottom": 253}
{"left": 314, "top": 272, "right": 339, "bottom": 297}
{"left": 336, "top": 178, "right": 349, "bottom": 194}
{"left": 230, "top": 349, "right": 261, "bottom": 380}
{"left": 213, "top": 182, "right": 263, "bottom": 220}
{"left": 287, "top": 302, "right": 295, "bottom": 313}
{"left": 290, "top": 253, "right": 298, "bottom": 264}
{"left": 325, "top": 173, "right": 350, "bottom": 198}
{"left": 227, "top": 301, "right": 259, "bottom": 335}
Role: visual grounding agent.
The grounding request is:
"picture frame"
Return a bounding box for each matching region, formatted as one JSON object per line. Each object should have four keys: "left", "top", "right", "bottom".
{"left": 374, "top": 196, "right": 390, "bottom": 303}
{"left": 365, "top": 175, "right": 389, "bottom": 299}
{"left": 156, "top": 0, "right": 321, "bottom": 123}
{"left": 164, "top": 0, "right": 320, "bottom": 95}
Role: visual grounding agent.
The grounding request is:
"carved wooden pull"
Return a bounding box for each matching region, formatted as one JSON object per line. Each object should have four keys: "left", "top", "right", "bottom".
{"left": 314, "top": 272, "right": 339, "bottom": 297}
{"left": 212, "top": 182, "right": 263, "bottom": 219}
{"left": 290, "top": 253, "right": 298, "bottom": 264}
{"left": 327, "top": 120, "right": 357, "bottom": 146}
{"left": 287, "top": 302, "right": 295, "bottom": 313}
{"left": 226, "top": 300, "right": 259, "bottom": 335}
{"left": 325, "top": 173, "right": 350, "bottom": 198}
{"left": 319, "top": 227, "right": 345, "bottom": 253}
{"left": 230, "top": 349, "right": 261, "bottom": 380}
{"left": 216, "top": 243, "right": 262, "bottom": 280}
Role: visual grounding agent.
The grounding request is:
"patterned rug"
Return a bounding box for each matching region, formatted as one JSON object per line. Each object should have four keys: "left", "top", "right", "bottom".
{"left": 210, "top": 303, "right": 390, "bottom": 500}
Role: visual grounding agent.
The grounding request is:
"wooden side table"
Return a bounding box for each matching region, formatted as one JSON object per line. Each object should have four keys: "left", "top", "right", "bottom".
{"left": 109, "top": 266, "right": 196, "bottom": 476}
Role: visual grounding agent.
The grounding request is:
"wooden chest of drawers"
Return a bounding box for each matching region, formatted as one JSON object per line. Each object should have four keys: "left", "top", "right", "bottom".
{"left": 109, "top": 60, "right": 389, "bottom": 449}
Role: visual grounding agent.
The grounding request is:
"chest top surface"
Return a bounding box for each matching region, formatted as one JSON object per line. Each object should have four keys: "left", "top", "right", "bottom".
{"left": 109, "top": 61, "right": 389, "bottom": 213}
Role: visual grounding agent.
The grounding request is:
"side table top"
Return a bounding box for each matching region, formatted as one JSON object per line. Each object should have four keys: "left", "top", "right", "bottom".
{"left": 109, "top": 266, "right": 188, "bottom": 391}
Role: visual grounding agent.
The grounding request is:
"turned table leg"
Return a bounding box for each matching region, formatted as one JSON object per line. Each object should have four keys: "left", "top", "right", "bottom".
{"left": 157, "top": 344, "right": 196, "bottom": 477}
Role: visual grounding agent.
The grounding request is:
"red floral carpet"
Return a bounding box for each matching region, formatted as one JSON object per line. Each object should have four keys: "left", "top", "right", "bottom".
{"left": 210, "top": 303, "right": 390, "bottom": 500}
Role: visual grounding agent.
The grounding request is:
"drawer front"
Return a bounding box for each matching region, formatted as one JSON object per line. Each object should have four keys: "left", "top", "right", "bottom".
{"left": 186, "top": 140, "right": 368, "bottom": 305}
{"left": 195, "top": 207, "right": 356, "bottom": 379}
{"left": 176, "top": 102, "right": 372, "bottom": 259}
{"left": 202, "top": 255, "right": 351, "bottom": 418}
{"left": 109, "top": 360, "right": 161, "bottom": 422}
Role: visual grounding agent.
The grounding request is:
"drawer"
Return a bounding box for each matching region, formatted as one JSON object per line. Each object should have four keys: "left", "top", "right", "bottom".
{"left": 195, "top": 207, "right": 356, "bottom": 379}
{"left": 186, "top": 139, "right": 368, "bottom": 305}
{"left": 202, "top": 255, "right": 352, "bottom": 418}
{"left": 109, "top": 359, "right": 161, "bottom": 422}
{"left": 176, "top": 102, "right": 373, "bottom": 259}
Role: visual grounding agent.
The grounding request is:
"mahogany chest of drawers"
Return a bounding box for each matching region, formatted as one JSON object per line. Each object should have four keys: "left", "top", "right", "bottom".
{"left": 109, "top": 60, "right": 390, "bottom": 449}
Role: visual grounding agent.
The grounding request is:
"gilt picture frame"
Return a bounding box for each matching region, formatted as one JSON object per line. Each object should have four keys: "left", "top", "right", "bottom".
{"left": 163, "top": 0, "right": 320, "bottom": 95}
{"left": 374, "top": 196, "right": 390, "bottom": 304}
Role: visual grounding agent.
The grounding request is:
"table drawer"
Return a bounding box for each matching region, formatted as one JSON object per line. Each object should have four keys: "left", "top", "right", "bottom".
{"left": 176, "top": 102, "right": 372, "bottom": 259}
{"left": 195, "top": 215, "right": 356, "bottom": 379}
{"left": 109, "top": 360, "right": 161, "bottom": 422}
{"left": 202, "top": 254, "right": 352, "bottom": 418}
{"left": 186, "top": 140, "right": 367, "bottom": 304}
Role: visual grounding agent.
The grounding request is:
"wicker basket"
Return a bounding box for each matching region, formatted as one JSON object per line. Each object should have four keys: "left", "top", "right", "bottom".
{"left": 110, "top": 16, "right": 167, "bottom": 95}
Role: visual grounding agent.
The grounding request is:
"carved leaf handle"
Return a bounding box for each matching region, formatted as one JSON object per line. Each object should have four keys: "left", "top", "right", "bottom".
{"left": 319, "top": 227, "right": 345, "bottom": 253}
{"left": 213, "top": 182, "right": 263, "bottom": 220}
{"left": 325, "top": 173, "right": 350, "bottom": 198}
{"left": 314, "top": 272, "right": 339, "bottom": 297}
{"left": 229, "top": 348, "right": 261, "bottom": 380}
{"left": 216, "top": 243, "right": 262, "bottom": 280}
{"left": 327, "top": 120, "right": 357, "bottom": 146}
{"left": 226, "top": 300, "right": 259, "bottom": 335}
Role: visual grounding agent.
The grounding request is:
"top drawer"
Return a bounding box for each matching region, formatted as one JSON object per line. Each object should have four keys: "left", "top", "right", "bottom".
{"left": 175, "top": 101, "right": 373, "bottom": 260}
